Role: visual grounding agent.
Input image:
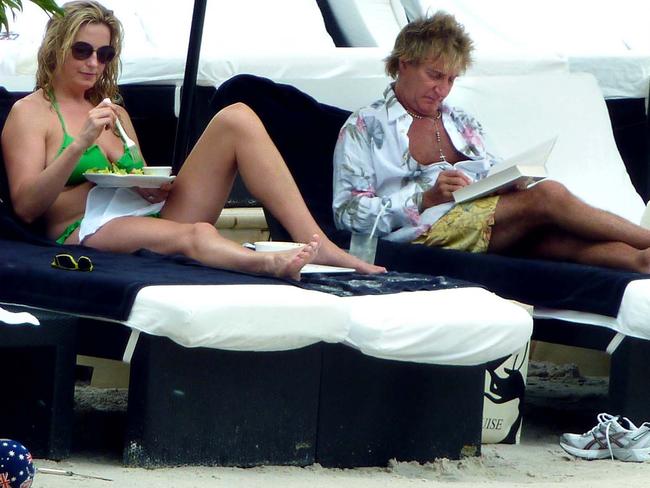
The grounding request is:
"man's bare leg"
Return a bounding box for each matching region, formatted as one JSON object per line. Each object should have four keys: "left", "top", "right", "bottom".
{"left": 162, "top": 103, "right": 385, "bottom": 273}
{"left": 518, "top": 230, "right": 650, "bottom": 272}
{"left": 489, "top": 180, "right": 650, "bottom": 253}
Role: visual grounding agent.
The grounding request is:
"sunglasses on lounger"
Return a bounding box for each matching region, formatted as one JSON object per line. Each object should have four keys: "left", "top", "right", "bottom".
{"left": 70, "top": 41, "right": 116, "bottom": 64}
{"left": 51, "top": 253, "right": 94, "bottom": 272}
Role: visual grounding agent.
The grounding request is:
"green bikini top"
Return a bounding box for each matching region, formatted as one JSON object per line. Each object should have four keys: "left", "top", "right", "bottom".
{"left": 50, "top": 93, "right": 144, "bottom": 186}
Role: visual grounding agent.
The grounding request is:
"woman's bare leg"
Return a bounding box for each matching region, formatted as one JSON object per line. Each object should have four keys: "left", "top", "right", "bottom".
{"left": 161, "top": 103, "right": 385, "bottom": 273}
{"left": 82, "top": 217, "right": 321, "bottom": 280}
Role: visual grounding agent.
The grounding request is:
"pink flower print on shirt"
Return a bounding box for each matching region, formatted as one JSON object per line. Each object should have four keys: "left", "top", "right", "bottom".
{"left": 339, "top": 114, "right": 368, "bottom": 143}
{"left": 462, "top": 126, "right": 485, "bottom": 153}
{"left": 414, "top": 223, "right": 431, "bottom": 236}
{"left": 351, "top": 188, "right": 376, "bottom": 198}
{"left": 356, "top": 115, "right": 367, "bottom": 134}
{"left": 404, "top": 205, "right": 421, "bottom": 226}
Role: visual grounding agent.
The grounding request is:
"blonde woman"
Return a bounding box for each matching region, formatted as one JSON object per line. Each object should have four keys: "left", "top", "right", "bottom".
{"left": 3, "top": 1, "right": 384, "bottom": 279}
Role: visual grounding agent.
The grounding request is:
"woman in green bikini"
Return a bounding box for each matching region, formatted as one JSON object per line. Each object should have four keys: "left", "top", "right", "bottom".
{"left": 2, "top": 0, "right": 384, "bottom": 279}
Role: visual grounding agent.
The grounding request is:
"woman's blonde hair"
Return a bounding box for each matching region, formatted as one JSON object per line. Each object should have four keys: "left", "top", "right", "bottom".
{"left": 385, "top": 11, "right": 473, "bottom": 79}
{"left": 36, "top": 0, "right": 123, "bottom": 105}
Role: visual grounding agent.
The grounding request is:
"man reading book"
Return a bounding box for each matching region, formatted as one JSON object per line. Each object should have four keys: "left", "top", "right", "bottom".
{"left": 332, "top": 12, "right": 650, "bottom": 273}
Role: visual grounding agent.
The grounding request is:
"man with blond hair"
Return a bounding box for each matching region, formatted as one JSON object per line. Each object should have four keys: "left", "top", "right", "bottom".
{"left": 333, "top": 12, "right": 650, "bottom": 272}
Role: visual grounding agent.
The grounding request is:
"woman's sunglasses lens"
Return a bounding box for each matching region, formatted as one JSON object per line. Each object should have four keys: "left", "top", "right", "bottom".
{"left": 54, "top": 254, "right": 77, "bottom": 269}
{"left": 96, "top": 46, "right": 115, "bottom": 64}
{"left": 71, "top": 42, "right": 93, "bottom": 60}
{"left": 77, "top": 256, "right": 94, "bottom": 272}
{"left": 70, "top": 42, "right": 115, "bottom": 64}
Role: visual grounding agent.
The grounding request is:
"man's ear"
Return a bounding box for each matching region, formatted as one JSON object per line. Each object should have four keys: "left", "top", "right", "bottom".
{"left": 398, "top": 58, "right": 411, "bottom": 75}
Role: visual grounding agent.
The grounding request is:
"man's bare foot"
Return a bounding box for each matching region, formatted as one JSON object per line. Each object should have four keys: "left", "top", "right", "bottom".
{"left": 313, "top": 238, "right": 386, "bottom": 274}
{"left": 261, "top": 235, "right": 321, "bottom": 280}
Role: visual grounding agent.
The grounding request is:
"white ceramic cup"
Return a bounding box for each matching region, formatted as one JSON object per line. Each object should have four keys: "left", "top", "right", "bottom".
{"left": 254, "top": 241, "right": 304, "bottom": 252}
{"left": 348, "top": 233, "right": 378, "bottom": 264}
{"left": 142, "top": 166, "right": 172, "bottom": 176}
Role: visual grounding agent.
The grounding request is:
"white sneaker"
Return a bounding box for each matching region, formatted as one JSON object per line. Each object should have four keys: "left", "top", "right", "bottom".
{"left": 560, "top": 413, "right": 650, "bottom": 462}
{"left": 612, "top": 421, "right": 650, "bottom": 462}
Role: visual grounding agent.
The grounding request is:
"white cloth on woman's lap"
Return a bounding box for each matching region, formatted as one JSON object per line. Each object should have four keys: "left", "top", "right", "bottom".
{"left": 79, "top": 187, "right": 164, "bottom": 242}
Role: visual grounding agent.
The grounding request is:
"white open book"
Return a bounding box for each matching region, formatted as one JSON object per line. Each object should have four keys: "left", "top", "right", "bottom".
{"left": 452, "top": 137, "right": 557, "bottom": 203}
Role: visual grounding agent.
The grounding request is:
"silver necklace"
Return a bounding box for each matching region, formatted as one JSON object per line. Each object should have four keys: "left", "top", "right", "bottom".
{"left": 406, "top": 109, "right": 446, "bottom": 162}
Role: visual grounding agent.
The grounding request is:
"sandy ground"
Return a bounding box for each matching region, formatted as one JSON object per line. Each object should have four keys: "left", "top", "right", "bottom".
{"left": 32, "top": 362, "right": 650, "bottom": 488}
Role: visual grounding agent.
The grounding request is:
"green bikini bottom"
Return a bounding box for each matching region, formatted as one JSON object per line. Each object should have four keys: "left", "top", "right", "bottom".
{"left": 56, "top": 219, "right": 82, "bottom": 244}
{"left": 55, "top": 213, "right": 161, "bottom": 245}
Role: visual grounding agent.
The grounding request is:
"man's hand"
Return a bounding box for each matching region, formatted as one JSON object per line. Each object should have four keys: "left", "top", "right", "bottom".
{"left": 421, "top": 170, "right": 472, "bottom": 209}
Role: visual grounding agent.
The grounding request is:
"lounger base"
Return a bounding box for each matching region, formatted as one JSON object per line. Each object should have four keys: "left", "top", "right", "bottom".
{"left": 533, "top": 318, "right": 650, "bottom": 422}
{"left": 0, "top": 309, "right": 76, "bottom": 460}
{"left": 124, "top": 335, "right": 484, "bottom": 467}
{"left": 317, "top": 344, "right": 483, "bottom": 467}
{"left": 124, "top": 333, "right": 321, "bottom": 467}
{"left": 609, "top": 336, "right": 650, "bottom": 423}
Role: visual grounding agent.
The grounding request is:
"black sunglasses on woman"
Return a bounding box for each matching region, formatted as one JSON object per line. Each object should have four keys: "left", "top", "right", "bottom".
{"left": 70, "top": 41, "right": 115, "bottom": 64}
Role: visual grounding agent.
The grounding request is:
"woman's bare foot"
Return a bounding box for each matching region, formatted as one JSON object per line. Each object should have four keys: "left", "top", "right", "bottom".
{"left": 261, "top": 235, "right": 321, "bottom": 280}
{"left": 313, "top": 238, "right": 386, "bottom": 274}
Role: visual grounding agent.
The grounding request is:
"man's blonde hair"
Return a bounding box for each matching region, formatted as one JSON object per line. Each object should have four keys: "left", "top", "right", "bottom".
{"left": 385, "top": 12, "right": 473, "bottom": 79}
{"left": 36, "top": 0, "right": 123, "bottom": 105}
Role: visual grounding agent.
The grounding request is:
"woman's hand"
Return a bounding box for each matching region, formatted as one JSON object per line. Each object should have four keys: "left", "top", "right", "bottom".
{"left": 422, "top": 169, "right": 472, "bottom": 209}
{"left": 75, "top": 99, "right": 118, "bottom": 150}
{"left": 135, "top": 181, "right": 172, "bottom": 204}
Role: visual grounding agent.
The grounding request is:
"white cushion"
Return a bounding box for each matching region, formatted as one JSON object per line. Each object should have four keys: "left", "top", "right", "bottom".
{"left": 447, "top": 72, "right": 645, "bottom": 223}
{"left": 134, "top": 0, "right": 334, "bottom": 57}
{"left": 125, "top": 284, "right": 533, "bottom": 365}
{"left": 345, "top": 288, "right": 533, "bottom": 365}
{"left": 126, "top": 284, "right": 350, "bottom": 352}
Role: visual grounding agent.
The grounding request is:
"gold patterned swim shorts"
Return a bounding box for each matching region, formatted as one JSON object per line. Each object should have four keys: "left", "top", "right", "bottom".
{"left": 413, "top": 195, "right": 500, "bottom": 253}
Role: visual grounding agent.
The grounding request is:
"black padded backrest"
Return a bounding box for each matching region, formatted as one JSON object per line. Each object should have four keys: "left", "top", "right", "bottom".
{"left": 119, "top": 84, "right": 180, "bottom": 167}
{"left": 208, "top": 74, "right": 351, "bottom": 245}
